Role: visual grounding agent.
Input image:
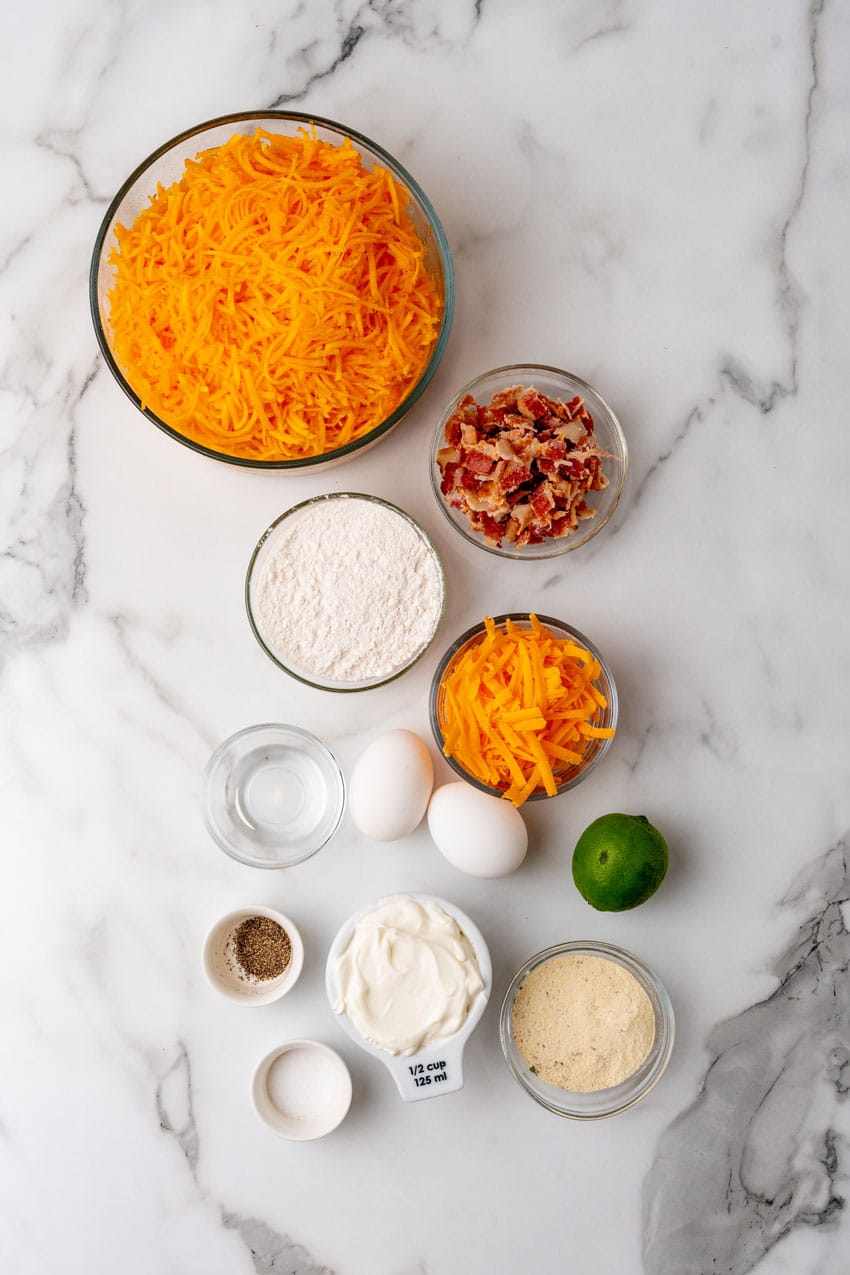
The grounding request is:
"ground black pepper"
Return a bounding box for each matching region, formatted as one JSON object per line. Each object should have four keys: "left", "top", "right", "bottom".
{"left": 233, "top": 915, "right": 292, "bottom": 981}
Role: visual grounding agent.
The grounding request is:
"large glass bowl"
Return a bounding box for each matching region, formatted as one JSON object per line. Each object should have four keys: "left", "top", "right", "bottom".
{"left": 500, "top": 940, "right": 675, "bottom": 1119}
{"left": 90, "top": 111, "right": 454, "bottom": 470}
{"left": 430, "top": 365, "right": 627, "bottom": 558}
{"left": 429, "top": 613, "right": 617, "bottom": 800}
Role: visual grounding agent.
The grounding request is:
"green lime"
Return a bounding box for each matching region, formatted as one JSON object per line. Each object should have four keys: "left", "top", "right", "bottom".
{"left": 571, "top": 813, "right": 668, "bottom": 911}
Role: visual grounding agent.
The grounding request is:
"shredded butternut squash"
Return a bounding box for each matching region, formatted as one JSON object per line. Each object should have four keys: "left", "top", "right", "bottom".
{"left": 439, "top": 615, "right": 615, "bottom": 806}
{"left": 107, "top": 129, "right": 442, "bottom": 461}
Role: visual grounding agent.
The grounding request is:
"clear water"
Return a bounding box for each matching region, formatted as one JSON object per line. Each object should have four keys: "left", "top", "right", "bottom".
{"left": 229, "top": 743, "right": 330, "bottom": 846}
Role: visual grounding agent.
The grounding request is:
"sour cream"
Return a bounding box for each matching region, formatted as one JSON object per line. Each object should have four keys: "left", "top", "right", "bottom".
{"left": 334, "top": 896, "right": 484, "bottom": 1056}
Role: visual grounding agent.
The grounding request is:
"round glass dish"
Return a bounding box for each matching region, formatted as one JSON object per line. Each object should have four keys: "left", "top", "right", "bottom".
{"left": 90, "top": 110, "right": 454, "bottom": 470}
{"left": 246, "top": 493, "right": 446, "bottom": 692}
{"left": 429, "top": 613, "right": 617, "bottom": 800}
{"left": 430, "top": 364, "right": 627, "bottom": 558}
{"left": 202, "top": 724, "right": 345, "bottom": 868}
{"left": 500, "top": 940, "right": 674, "bottom": 1119}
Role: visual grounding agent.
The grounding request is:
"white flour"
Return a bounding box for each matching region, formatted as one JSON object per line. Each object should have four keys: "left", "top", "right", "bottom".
{"left": 252, "top": 497, "right": 444, "bottom": 683}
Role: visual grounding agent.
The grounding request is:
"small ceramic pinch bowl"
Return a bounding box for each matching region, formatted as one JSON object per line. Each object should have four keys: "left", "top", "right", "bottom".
{"left": 202, "top": 906, "right": 304, "bottom": 1006}
{"left": 500, "top": 940, "right": 675, "bottom": 1120}
{"left": 430, "top": 364, "right": 627, "bottom": 559}
{"left": 202, "top": 723, "right": 345, "bottom": 867}
{"left": 325, "top": 892, "right": 492, "bottom": 1102}
{"left": 429, "top": 613, "right": 617, "bottom": 801}
{"left": 252, "top": 1040, "right": 352, "bottom": 1140}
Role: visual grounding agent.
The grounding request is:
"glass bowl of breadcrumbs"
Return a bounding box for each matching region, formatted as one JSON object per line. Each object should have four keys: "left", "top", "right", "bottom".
{"left": 499, "top": 940, "right": 674, "bottom": 1119}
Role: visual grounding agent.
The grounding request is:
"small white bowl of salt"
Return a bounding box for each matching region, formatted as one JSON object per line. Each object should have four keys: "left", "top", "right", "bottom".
{"left": 251, "top": 1040, "right": 353, "bottom": 1140}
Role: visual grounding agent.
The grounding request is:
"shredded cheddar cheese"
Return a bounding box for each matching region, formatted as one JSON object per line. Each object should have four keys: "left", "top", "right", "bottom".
{"left": 439, "top": 615, "right": 615, "bottom": 806}
{"left": 107, "top": 129, "right": 442, "bottom": 461}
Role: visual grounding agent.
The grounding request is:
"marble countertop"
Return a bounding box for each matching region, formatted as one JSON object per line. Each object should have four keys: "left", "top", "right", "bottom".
{"left": 3, "top": 2, "right": 849, "bottom": 1272}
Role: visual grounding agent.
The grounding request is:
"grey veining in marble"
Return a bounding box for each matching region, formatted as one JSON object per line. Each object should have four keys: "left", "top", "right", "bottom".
{"left": 157, "top": 1042, "right": 333, "bottom": 1275}
{"left": 3, "top": 1, "right": 850, "bottom": 1271}
{"left": 265, "top": 0, "right": 484, "bottom": 108}
{"left": 643, "top": 839, "right": 850, "bottom": 1273}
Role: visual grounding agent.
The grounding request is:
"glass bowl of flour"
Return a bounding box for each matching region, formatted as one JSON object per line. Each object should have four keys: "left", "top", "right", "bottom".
{"left": 246, "top": 493, "right": 446, "bottom": 691}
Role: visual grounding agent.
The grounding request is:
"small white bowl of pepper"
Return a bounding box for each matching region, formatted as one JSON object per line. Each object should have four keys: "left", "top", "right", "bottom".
{"left": 202, "top": 906, "right": 304, "bottom": 1006}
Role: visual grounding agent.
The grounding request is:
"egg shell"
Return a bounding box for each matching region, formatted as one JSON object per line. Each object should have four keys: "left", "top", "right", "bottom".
{"left": 348, "top": 730, "right": 435, "bottom": 841}
{"left": 427, "top": 783, "right": 528, "bottom": 878}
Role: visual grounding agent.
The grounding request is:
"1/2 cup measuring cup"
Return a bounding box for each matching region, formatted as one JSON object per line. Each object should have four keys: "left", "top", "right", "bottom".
{"left": 325, "top": 892, "right": 492, "bottom": 1102}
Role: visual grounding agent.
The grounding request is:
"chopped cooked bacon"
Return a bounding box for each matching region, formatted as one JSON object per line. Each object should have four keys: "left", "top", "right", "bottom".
{"left": 495, "top": 436, "right": 519, "bottom": 461}
{"left": 436, "top": 383, "right": 611, "bottom": 548}
{"left": 479, "top": 512, "right": 504, "bottom": 542}
{"left": 457, "top": 394, "right": 478, "bottom": 421}
{"left": 466, "top": 448, "right": 496, "bottom": 476}
{"left": 517, "top": 387, "right": 551, "bottom": 419}
{"left": 500, "top": 462, "right": 533, "bottom": 493}
{"left": 554, "top": 418, "right": 587, "bottom": 445}
{"left": 490, "top": 386, "right": 523, "bottom": 410}
{"left": 530, "top": 486, "right": 555, "bottom": 518}
{"left": 446, "top": 418, "right": 463, "bottom": 447}
{"left": 439, "top": 460, "right": 460, "bottom": 495}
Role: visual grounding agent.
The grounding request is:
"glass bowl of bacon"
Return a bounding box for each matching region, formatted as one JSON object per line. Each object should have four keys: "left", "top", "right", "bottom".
{"left": 429, "top": 613, "right": 617, "bottom": 805}
{"left": 430, "top": 365, "right": 627, "bottom": 557}
{"left": 90, "top": 111, "right": 454, "bottom": 469}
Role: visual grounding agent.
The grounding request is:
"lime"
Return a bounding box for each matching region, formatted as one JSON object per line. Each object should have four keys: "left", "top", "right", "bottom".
{"left": 571, "top": 813, "right": 668, "bottom": 911}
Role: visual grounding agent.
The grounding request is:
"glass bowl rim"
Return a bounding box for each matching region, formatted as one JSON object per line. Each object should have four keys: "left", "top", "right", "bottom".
{"left": 89, "top": 109, "right": 455, "bottom": 470}
{"left": 499, "top": 939, "right": 675, "bottom": 1119}
{"left": 429, "top": 362, "right": 628, "bottom": 559}
{"left": 428, "top": 612, "right": 617, "bottom": 799}
{"left": 245, "top": 492, "right": 446, "bottom": 693}
{"left": 201, "top": 721, "right": 345, "bottom": 868}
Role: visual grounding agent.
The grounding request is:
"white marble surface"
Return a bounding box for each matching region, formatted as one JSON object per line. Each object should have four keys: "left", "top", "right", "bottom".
{"left": 2, "top": 2, "right": 849, "bottom": 1272}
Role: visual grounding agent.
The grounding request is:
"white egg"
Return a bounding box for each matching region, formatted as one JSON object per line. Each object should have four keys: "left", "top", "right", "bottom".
{"left": 348, "top": 730, "right": 434, "bottom": 841}
{"left": 427, "top": 783, "right": 528, "bottom": 878}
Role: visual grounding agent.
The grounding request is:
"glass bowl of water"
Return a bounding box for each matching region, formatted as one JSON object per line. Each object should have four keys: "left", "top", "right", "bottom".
{"left": 202, "top": 723, "right": 345, "bottom": 868}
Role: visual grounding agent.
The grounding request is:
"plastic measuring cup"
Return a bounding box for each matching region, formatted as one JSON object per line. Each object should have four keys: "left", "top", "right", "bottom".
{"left": 325, "top": 892, "right": 492, "bottom": 1102}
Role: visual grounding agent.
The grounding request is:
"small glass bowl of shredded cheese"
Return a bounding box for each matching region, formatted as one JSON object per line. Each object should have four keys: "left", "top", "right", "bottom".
{"left": 500, "top": 940, "right": 675, "bottom": 1119}
{"left": 429, "top": 613, "right": 617, "bottom": 805}
{"left": 90, "top": 111, "right": 454, "bottom": 469}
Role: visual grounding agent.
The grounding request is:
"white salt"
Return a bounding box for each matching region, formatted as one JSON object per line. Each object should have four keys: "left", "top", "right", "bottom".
{"left": 265, "top": 1047, "right": 340, "bottom": 1121}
